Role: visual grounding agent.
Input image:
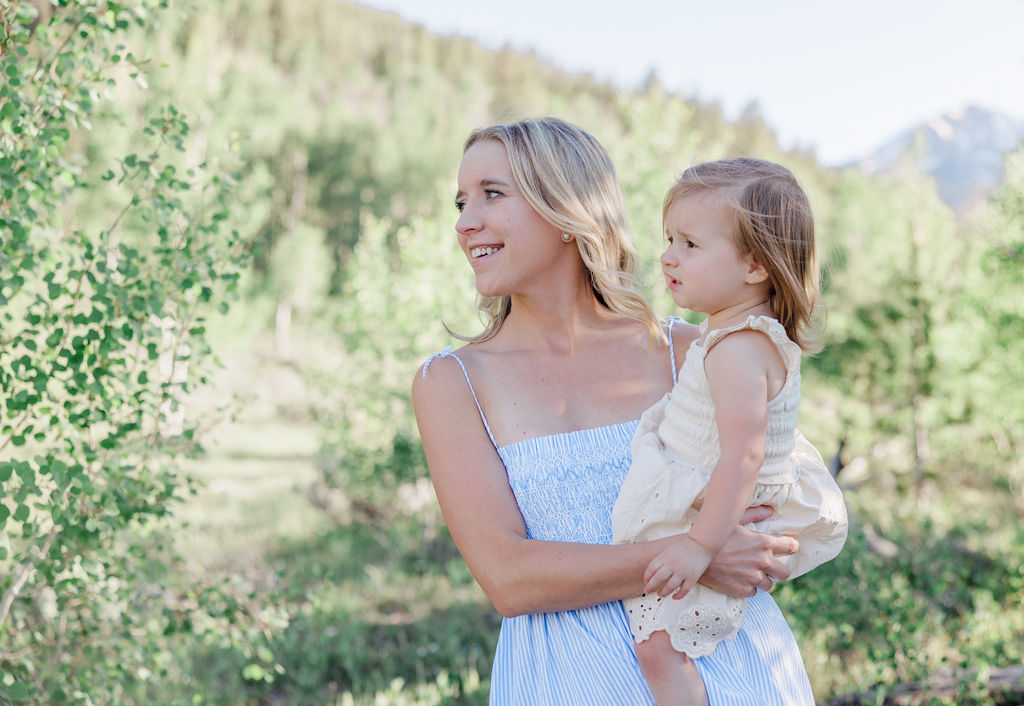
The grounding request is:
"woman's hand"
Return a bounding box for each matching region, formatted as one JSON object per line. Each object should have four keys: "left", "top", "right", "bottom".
{"left": 699, "top": 506, "right": 799, "bottom": 597}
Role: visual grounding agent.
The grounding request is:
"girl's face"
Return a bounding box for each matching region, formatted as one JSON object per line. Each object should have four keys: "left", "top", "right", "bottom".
{"left": 661, "top": 190, "right": 764, "bottom": 318}
{"left": 455, "top": 140, "right": 570, "bottom": 298}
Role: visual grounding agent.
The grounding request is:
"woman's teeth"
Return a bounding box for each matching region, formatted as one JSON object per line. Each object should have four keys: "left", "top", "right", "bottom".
{"left": 471, "top": 246, "right": 501, "bottom": 258}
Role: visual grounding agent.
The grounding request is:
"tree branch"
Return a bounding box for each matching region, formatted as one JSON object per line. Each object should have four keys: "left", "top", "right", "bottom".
{"left": 0, "top": 525, "right": 60, "bottom": 633}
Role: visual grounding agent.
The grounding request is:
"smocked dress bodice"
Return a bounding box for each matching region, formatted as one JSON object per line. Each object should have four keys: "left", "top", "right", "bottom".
{"left": 498, "top": 421, "right": 638, "bottom": 543}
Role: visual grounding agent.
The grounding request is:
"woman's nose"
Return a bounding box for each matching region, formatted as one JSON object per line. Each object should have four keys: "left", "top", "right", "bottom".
{"left": 456, "top": 206, "right": 482, "bottom": 235}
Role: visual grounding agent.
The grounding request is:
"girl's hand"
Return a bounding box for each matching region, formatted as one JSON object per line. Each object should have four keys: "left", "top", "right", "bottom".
{"left": 643, "top": 534, "right": 715, "bottom": 598}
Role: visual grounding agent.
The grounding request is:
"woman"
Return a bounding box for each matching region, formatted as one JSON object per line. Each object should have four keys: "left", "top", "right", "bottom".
{"left": 413, "top": 117, "right": 822, "bottom": 705}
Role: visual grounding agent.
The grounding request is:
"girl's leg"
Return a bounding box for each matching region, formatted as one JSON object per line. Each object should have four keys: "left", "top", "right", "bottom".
{"left": 634, "top": 631, "right": 709, "bottom": 706}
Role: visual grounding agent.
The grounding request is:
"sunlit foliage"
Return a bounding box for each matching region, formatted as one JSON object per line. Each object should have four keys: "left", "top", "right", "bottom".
{"left": 2, "top": 0, "right": 1021, "bottom": 703}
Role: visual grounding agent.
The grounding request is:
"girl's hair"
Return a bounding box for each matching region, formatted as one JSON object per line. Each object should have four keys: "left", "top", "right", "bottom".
{"left": 663, "top": 158, "right": 821, "bottom": 351}
{"left": 451, "top": 117, "right": 662, "bottom": 343}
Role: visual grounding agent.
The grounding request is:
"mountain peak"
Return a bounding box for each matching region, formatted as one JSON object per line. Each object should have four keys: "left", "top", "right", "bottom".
{"left": 857, "top": 105, "right": 1024, "bottom": 216}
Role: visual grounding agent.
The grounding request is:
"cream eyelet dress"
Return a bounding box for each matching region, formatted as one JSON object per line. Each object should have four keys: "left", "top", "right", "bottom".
{"left": 612, "top": 315, "right": 849, "bottom": 660}
{"left": 422, "top": 317, "right": 837, "bottom": 704}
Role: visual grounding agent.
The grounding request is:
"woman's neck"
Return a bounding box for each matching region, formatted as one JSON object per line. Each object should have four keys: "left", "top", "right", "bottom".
{"left": 498, "top": 288, "right": 623, "bottom": 355}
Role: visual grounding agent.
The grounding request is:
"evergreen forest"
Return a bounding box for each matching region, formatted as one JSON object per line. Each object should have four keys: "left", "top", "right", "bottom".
{"left": 1, "top": 1, "right": 1023, "bottom": 704}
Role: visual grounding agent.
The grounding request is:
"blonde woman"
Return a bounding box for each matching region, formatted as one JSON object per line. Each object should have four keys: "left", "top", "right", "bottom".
{"left": 414, "top": 118, "right": 825, "bottom": 705}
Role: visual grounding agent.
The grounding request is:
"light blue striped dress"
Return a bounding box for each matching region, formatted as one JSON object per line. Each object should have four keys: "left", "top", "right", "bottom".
{"left": 424, "top": 335, "right": 815, "bottom": 705}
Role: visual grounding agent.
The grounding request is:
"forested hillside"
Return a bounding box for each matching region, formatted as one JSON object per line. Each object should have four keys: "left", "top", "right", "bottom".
{"left": 2, "top": 1, "right": 1022, "bottom": 704}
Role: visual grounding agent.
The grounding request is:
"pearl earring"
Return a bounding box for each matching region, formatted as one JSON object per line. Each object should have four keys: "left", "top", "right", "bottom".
{"left": 561, "top": 233, "right": 572, "bottom": 242}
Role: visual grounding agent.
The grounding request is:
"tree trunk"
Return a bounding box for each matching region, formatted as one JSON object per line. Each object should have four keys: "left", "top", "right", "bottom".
{"left": 826, "top": 665, "right": 1024, "bottom": 705}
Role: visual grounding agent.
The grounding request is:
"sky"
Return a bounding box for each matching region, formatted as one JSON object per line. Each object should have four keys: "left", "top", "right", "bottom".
{"left": 355, "top": 0, "right": 1024, "bottom": 165}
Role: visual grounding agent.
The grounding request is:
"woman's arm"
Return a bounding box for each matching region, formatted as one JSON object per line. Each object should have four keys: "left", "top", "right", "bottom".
{"left": 413, "top": 356, "right": 660, "bottom": 616}
{"left": 412, "top": 356, "right": 795, "bottom": 616}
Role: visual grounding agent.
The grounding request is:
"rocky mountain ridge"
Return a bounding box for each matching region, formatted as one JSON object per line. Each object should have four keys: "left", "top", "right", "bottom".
{"left": 855, "top": 105, "right": 1024, "bottom": 215}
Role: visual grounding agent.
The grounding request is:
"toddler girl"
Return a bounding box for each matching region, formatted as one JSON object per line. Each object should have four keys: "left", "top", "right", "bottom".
{"left": 612, "top": 158, "right": 848, "bottom": 705}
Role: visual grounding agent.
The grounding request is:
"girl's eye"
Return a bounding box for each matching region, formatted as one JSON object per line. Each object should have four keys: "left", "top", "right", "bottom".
{"left": 686, "top": 240, "right": 696, "bottom": 248}
{"left": 455, "top": 200, "right": 466, "bottom": 213}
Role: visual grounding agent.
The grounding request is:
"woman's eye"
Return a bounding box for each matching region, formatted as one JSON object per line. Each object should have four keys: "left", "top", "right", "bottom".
{"left": 455, "top": 200, "right": 466, "bottom": 212}
{"left": 484, "top": 189, "right": 501, "bottom": 199}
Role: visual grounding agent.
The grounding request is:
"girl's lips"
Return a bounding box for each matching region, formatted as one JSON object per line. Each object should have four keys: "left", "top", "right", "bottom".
{"left": 665, "top": 274, "right": 681, "bottom": 289}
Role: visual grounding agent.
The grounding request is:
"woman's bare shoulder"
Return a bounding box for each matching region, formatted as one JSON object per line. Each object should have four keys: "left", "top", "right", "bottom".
{"left": 667, "top": 318, "right": 699, "bottom": 370}
{"left": 412, "top": 337, "right": 510, "bottom": 416}
{"left": 413, "top": 341, "right": 479, "bottom": 396}
{"left": 669, "top": 318, "right": 700, "bottom": 345}
{"left": 411, "top": 342, "right": 496, "bottom": 456}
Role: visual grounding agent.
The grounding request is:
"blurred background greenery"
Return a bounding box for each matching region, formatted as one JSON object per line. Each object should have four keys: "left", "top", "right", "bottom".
{"left": 1, "top": 1, "right": 1022, "bottom": 704}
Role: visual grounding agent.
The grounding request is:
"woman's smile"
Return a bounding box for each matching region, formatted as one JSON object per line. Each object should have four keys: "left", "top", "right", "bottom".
{"left": 470, "top": 244, "right": 504, "bottom": 259}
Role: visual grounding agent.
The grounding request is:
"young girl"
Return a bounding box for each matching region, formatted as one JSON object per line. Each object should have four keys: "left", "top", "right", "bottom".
{"left": 611, "top": 158, "right": 848, "bottom": 705}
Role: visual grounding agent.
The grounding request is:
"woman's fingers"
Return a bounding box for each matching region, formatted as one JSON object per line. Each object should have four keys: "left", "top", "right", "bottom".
{"left": 763, "top": 535, "right": 797, "bottom": 584}
{"left": 769, "top": 534, "right": 799, "bottom": 557}
{"left": 739, "top": 504, "right": 775, "bottom": 525}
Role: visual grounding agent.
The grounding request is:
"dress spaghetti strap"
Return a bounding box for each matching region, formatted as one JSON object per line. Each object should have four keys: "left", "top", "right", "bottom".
{"left": 667, "top": 316, "right": 683, "bottom": 385}
{"left": 422, "top": 346, "right": 499, "bottom": 449}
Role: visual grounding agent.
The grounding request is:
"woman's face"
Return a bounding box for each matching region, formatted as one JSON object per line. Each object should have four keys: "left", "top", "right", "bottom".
{"left": 455, "top": 139, "right": 570, "bottom": 298}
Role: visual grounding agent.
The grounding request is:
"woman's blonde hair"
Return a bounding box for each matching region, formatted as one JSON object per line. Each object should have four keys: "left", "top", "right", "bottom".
{"left": 451, "top": 117, "right": 661, "bottom": 343}
{"left": 664, "top": 158, "right": 821, "bottom": 351}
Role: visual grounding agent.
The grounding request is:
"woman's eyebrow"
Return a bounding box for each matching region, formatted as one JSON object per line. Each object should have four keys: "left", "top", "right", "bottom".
{"left": 480, "top": 178, "right": 512, "bottom": 188}
{"left": 457, "top": 178, "right": 514, "bottom": 200}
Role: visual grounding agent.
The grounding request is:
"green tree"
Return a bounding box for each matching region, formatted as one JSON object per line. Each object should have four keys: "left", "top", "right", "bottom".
{"left": 307, "top": 213, "right": 474, "bottom": 514}
{"left": 807, "top": 161, "right": 959, "bottom": 495}
{"left": 955, "top": 147, "right": 1024, "bottom": 480}
{"left": 0, "top": 2, "right": 271, "bottom": 702}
